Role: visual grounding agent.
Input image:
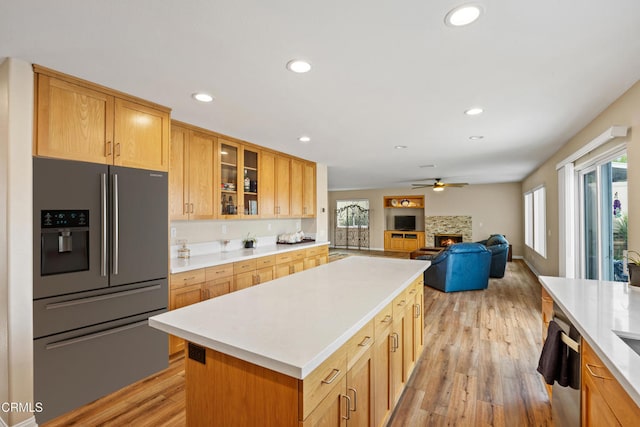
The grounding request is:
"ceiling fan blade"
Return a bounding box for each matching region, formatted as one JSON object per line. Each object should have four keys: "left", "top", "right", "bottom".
{"left": 411, "top": 184, "right": 430, "bottom": 188}
{"left": 442, "top": 183, "right": 468, "bottom": 187}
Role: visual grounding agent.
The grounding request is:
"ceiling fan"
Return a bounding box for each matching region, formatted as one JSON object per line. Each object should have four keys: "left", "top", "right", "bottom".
{"left": 411, "top": 178, "right": 468, "bottom": 192}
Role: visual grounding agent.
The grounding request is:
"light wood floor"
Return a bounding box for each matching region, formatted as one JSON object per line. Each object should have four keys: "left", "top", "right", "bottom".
{"left": 44, "top": 254, "right": 551, "bottom": 427}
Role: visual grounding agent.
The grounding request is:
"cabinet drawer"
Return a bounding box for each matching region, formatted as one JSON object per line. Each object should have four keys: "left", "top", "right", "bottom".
{"left": 276, "top": 252, "right": 294, "bottom": 264}
{"left": 345, "top": 319, "right": 374, "bottom": 369}
{"left": 205, "top": 264, "right": 234, "bottom": 281}
{"left": 305, "top": 247, "right": 320, "bottom": 257}
{"left": 392, "top": 290, "right": 409, "bottom": 318}
{"left": 255, "top": 255, "right": 276, "bottom": 268}
{"left": 234, "top": 259, "right": 257, "bottom": 274}
{"left": 299, "top": 345, "right": 347, "bottom": 420}
{"left": 170, "top": 269, "right": 206, "bottom": 288}
{"left": 293, "top": 249, "right": 306, "bottom": 260}
{"left": 375, "top": 302, "right": 394, "bottom": 339}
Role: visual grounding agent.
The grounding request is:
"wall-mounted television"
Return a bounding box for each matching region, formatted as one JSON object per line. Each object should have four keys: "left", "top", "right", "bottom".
{"left": 394, "top": 215, "right": 416, "bottom": 231}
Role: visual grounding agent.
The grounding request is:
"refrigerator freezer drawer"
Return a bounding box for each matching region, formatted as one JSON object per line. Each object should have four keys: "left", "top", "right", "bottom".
{"left": 33, "top": 280, "right": 167, "bottom": 339}
{"left": 34, "top": 308, "right": 168, "bottom": 424}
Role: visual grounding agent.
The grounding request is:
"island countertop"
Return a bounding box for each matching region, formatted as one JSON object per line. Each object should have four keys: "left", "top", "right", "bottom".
{"left": 150, "top": 256, "right": 429, "bottom": 379}
{"left": 170, "top": 240, "right": 330, "bottom": 274}
{"left": 539, "top": 276, "right": 640, "bottom": 406}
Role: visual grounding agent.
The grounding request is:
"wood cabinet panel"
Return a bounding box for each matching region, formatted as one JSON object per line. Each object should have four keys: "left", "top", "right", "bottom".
{"left": 235, "top": 271, "right": 255, "bottom": 291}
{"left": 256, "top": 266, "right": 274, "bottom": 285}
{"left": 259, "top": 150, "right": 277, "bottom": 218}
{"left": 36, "top": 74, "right": 114, "bottom": 164}
{"left": 301, "top": 377, "right": 347, "bottom": 427}
{"left": 169, "top": 125, "right": 188, "bottom": 219}
{"left": 169, "top": 283, "right": 203, "bottom": 354}
{"left": 202, "top": 278, "right": 231, "bottom": 300}
{"left": 303, "top": 161, "right": 316, "bottom": 217}
{"left": 113, "top": 98, "right": 169, "bottom": 171}
{"left": 346, "top": 348, "right": 374, "bottom": 427}
{"left": 290, "top": 158, "right": 304, "bottom": 217}
{"left": 373, "top": 323, "right": 392, "bottom": 427}
{"left": 300, "top": 345, "right": 347, "bottom": 421}
{"left": 187, "top": 132, "right": 216, "bottom": 219}
{"left": 276, "top": 155, "right": 291, "bottom": 216}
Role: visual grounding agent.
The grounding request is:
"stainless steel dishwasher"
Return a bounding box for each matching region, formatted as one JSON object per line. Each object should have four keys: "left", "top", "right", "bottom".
{"left": 551, "top": 303, "right": 581, "bottom": 427}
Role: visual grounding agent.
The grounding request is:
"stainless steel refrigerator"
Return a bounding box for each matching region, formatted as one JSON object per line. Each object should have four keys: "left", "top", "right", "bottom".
{"left": 33, "top": 157, "right": 168, "bottom": 424}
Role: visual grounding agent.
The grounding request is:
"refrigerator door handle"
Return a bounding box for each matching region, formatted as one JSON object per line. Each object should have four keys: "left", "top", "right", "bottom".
{"left": 112, "top": 173, "right": 119, "bottom": 276}
{"left": 101, "top": 173, "right": 108, "bottom": 277}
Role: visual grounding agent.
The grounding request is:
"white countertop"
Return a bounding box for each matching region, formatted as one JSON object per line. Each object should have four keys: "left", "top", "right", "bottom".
{"left": 150, "top": 256, "right": 429, "bottom": 379}
{"left": 170, "top": 241, "right": 330, "bottom": 274}
{"left": 539, "top": 276, "right": 640, "bottom": 406}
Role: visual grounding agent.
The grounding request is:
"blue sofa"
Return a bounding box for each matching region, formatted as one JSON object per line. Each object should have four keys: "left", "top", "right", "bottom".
{"left": 423, "top": 242, "right": 491, "bottom": 292}
{"left": 477, "top": 234, "right": 509, "bottom": 278}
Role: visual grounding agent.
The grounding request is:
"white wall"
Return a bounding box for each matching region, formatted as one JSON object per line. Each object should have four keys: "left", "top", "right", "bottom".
{"left": 0, "top": 58, "right": 36, "bottom": 427}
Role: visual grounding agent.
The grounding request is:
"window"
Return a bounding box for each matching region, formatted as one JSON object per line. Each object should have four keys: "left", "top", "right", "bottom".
{"left": 336, "top": 199, "right": 369, "bottom": 228}
{"left": 524, "top": 186, "right": 546, "bottom": 257}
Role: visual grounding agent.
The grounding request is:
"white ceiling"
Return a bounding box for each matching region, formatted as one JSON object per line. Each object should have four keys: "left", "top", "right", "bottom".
{"left": 2, "top": 1, "right": 640, "bottom": 190}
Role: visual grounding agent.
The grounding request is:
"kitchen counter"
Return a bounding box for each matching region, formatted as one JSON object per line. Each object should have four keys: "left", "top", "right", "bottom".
{"left": 150, "top": 256, "right": 429, "bottom": 379}
{"left": 539, "top": 276, "right": 640, "bottom": 406}
{"left": 170, "top": 240, "right": 329, "bottom": 274}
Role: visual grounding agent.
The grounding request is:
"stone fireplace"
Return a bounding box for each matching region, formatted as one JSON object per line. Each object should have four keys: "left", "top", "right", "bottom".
{"left": 425, "top": 216, "right": 472, "bottom": 248}
{"left": 434, "top": 233, "right": 463, "bottom": 248}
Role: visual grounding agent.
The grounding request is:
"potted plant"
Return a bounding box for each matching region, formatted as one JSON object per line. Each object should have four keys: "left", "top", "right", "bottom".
{"left": 628, "top": 250, "right": 640, "bottom": 286}
{"left": 243, "top": 233, "right": 257, "bottom": 249}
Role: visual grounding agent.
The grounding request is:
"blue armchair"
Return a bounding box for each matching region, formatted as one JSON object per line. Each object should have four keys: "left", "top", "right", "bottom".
{"left": 423, "top": 243, "right": 491, "bottom": 292}
{"left": 478, "top": 234, "right": 509, "bottom": 278}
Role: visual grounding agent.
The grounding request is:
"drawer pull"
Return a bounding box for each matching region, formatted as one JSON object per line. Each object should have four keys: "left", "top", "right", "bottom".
{"left": 183, "top": 276, "right": 196, "bottom": 281}
{"left": 358, "top": 336, "right": 372, "bottom": 347}
{"left": 216, "top": 270, "right": 225, "bottom": 274}
{"left": 409, "top": 288, "right": 417, "bottom": 295}
{"left": 397, "top": 300, "right": 406, "bottom": 307}
{"left": 391, "top": 332, "right": 399, "bottom": 352}
{"left": 585, "top": 363, "right": 613, "bottom": 380}
{"left": 321, "top": 368, "right": 341, "bottom": 384}
{"left": 381, "top": 315, "right": 392, "bottom": 324}
{"left": 414, "top": 303, "right": 421, "bottom": 318}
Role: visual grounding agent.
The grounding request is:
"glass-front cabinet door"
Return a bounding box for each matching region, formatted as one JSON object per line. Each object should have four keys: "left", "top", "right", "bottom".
{"left": 218, "top": 138, "right": 260, "bottom": 218}
{"left": 219, "top": 139, "right": 239, "bottom": 217}
{"left": 243, "top": 148, "right": 259, "bottom": 217}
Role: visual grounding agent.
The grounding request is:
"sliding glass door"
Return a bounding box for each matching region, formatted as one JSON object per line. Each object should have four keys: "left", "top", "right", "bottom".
{"left": 579, "top": 154, "right": 627, "bottom": 281}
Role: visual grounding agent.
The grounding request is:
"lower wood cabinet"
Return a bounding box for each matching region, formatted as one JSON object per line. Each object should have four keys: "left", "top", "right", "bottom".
{"left": 383, "top": 231, "right": 425, "bottom": 252}
{"left": 183, "top": 275, "right": 425, "bottom": 427}
{"left": 581, "top": 339, "right": 640, "bottom": 426}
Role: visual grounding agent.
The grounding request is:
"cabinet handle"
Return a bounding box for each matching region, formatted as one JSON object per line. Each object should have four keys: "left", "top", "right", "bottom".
{"left": 184, "top": 203, "right": 189, "bottom": 215}
{"left": 190, "top": 203, "right": 194, "bottom": 214}
{"left": 348, "top": 387, "right": 357, "bottom": 412}
{"left": 409, "top": 288, "right": 417, "bottom": 295}
{"left": 183, "top": 276, "right": 196, "bottom": 281}
{"left": 391, "top": 333, "right": 399, "bottom": 352}
{"left": 415, "top": 303, "right": 421, "bottom": 318}
{"left": 115, "top": 142, "right": 121, "bottom": 157}
{"left": 381, "top": 315, "right": 392, "bottom": 324}
{"left": 358, "top": 336, "right": 372, "bottom": 347}
{"left": 397, "top": 300, "right": 406, "bottom": 307}
{"left": 341, "top": 394, "right": 352, "bottom": 421}
{"left": 321, "top": 368, "right": 341, "bottom": 384}
{"left": 105, "top": 141, "right": 112, "bottom": 156}
{"left": 585, "top": 363, "right": 613, "bottom": 380}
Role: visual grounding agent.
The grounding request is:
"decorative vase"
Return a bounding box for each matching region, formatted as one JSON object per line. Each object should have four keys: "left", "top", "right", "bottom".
{"left": 244, "top": 241, "right": 254, "bottom": 249}
{"left": 628, "top": 264, "right": 640, "bottom": 286}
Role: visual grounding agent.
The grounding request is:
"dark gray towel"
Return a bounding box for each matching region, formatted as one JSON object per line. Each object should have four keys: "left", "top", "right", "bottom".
{"left": 537, "top": 320, "right": 570, "bottom": 386}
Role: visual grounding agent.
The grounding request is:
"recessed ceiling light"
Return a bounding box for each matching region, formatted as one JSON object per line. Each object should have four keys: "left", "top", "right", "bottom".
{"left": 445, "top": 4, "right": 483, "bottom": 27}
{"left": 298, "top": 136, "right": 311, "bottom": 143}
{"left": 192, "top": 92, "right": 214, "bottom": 103}
{"left": 464, "top": 107, "right": 484, "bottom": 116}
{"left": 419, "top": 164, "right": 436, "bottom": 168}
{"left": 286, "top": 59, "right": 311, "bottom": 73}
{"left": 394, "top": 145, "right": 408, "bottom": 149}
{"left": 469, "top": 135, "right": 484, "bottom": 140}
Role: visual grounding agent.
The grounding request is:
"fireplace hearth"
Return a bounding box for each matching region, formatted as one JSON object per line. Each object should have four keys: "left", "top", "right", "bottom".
{"left": 434, "top": 233, "right": 463, "bottom": 248}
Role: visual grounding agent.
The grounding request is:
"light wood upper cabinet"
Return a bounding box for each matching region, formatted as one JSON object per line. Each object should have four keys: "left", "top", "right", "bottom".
{"left": 113, "top": 98, "right": 169, "bottom": 171}
{"left": 290, "top": 158, "right": 304, "bottom": 217}
{"left": 34, "top": 67, "right": 170, "bottom": 171}
{"left": 303, "top": 161, "right": 317, "bottom": 217}
{"left": 259, "top": 150, "right": 277, "bottom": 218}
{"left": 276, "top": 155, "right": 291, "bottom": 216}
{"left": 169, "top": 125, "right": 216, "bottom": 220}
{"left": 35, "top": 74, "right": 114, "bottom": 165}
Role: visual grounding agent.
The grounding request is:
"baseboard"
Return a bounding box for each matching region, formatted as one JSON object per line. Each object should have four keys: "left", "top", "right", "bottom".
{"left": 0, "top": 415, "right": 37, "bottom": 427}
{"left": 522, "top": 258, "right": 541, "bottom": 278}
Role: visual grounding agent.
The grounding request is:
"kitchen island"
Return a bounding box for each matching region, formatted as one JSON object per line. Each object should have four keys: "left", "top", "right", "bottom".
{"left": 150, "top": 256, "right": 429, "bottom": 426}
{"left": 539, "top": 276, "right": 640, "bottom": 425}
